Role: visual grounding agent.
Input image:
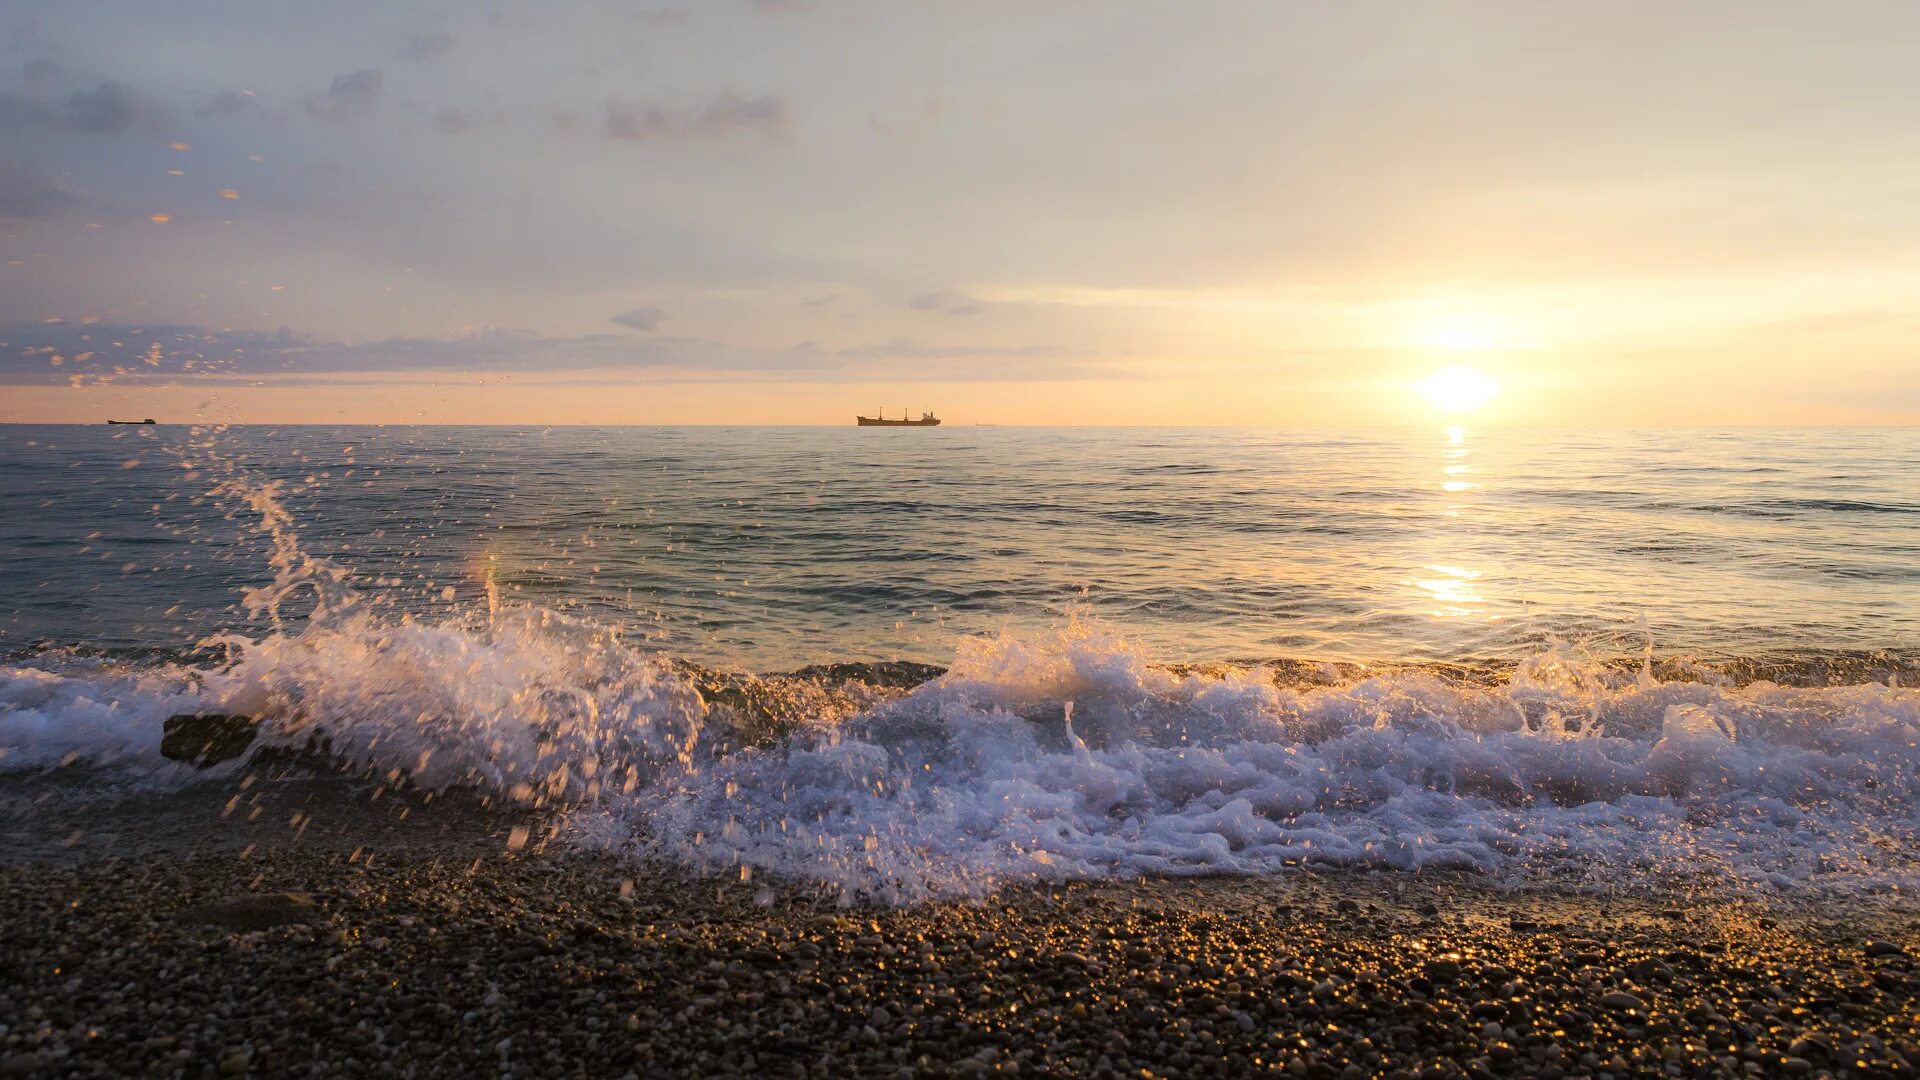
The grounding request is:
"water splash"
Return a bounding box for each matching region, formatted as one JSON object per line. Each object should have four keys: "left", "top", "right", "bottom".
{"left": 2, "top": 473, "right": 1916, "bottom": 906}
{"left": 210, "top": 477, "right": 358, "bottom": 628}
{"left": 591, "top": 622, "right": 1920, "bottom": 903}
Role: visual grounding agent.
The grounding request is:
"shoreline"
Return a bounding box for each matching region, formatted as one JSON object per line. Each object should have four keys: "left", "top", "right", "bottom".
{"left": 2, "top": 776, "right": 1916, "bottom": 1078}
{"left": 8, "top": 640, "right": 1916, "bottom": 692}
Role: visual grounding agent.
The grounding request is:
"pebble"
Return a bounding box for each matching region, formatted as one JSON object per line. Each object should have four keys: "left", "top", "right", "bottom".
{"left": 177, "top": 891, "right": 318, "bottom": 932}
{"left": 1, "top": 839, "right": 1915, "bottom": 1080}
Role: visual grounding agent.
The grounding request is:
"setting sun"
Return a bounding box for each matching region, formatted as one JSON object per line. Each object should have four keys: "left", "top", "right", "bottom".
{"left": 1416, "top": 365, "right": 1501, "bottom": 413}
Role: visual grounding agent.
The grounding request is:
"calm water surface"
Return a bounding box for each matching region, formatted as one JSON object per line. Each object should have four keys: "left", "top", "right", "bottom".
{"left": 1, "top": 425, "right": 1914, "bottom": 670}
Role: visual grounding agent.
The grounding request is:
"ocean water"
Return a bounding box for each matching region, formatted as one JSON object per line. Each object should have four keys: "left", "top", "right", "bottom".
{"left": 2, "top": 424, "right": 1917, "bottom": 902}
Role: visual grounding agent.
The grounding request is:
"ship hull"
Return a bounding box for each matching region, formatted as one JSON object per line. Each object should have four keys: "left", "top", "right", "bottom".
{"left": 856, "top": 417, "right": 941, "bottom": 426}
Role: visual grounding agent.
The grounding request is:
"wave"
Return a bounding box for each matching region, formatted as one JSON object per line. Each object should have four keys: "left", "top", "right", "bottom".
{"left": 1, "top": 480, "right": 1916, "bottom": 905}
{"left": 5, "top": 614, "right": 1916, "bottom": 904}
{"left": 606, "top": 625, "right": 1918, "bottom": 903}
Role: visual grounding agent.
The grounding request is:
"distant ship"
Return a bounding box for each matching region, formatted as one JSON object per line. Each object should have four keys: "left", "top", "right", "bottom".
{"left": 856, "top": 408, "right": 941, "bottom": 427}
{"left": 106, "top": 418, "right": 157, "bottom": 425}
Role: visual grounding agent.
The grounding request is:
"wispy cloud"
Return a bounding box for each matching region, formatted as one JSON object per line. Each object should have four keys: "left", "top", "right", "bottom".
{"left": 0, "top": 322, "right": 1105, "bottom": 385}
{"left": 0, "top": 72, "right": 166, "bottom": 135}
{"left": 304, "top": 69, "right": 384, "bottom": 123}
{"left": 611, "top": 307, "right": 667, "bottom": 332}
{"left": 400, "top": 33, "right": 455, "bottom": 62}
{"left": 909, "top": 290, "right": 984, "bottom": 316}
{"left": 196, "top": 89, "right": 262, "bottom": 120}
{"left": 428, "top": 105, "right": 507, "bottom": 135}
{"left": 603, "top": 91, "right": 787, "bottom": 141}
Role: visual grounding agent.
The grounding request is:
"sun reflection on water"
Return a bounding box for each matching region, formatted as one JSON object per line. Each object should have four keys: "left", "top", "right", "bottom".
{"left": 1415, "top": 427, "right": 1491, "bottom": 619}
{"left": 1439, "top": 426, "right": 1475, "bottom": 502}
{"left": 1414, "top": 563, "right": 1486, "bottom": 618}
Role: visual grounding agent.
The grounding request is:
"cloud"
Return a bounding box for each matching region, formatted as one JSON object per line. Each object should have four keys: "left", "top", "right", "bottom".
{"left": 304, "top": 69, "right": 384, "bottom": 123}
{"left": 603, "top": 91, "right": 788, "bottom": 141}
{"left": 65, "top": 80, "right": 146, "bottom": 132}
{"left": 834, "top": 338, "right": 1058, "bottom": 361}
{"left": 908, "top": 289, "right": 984, "bottom": 316}
{"left": 0, "top": 75, "right": 164, "bottom": 135}
{"left": 427, "top": 105, "right": 507, "bottom": 134}
{"left": 0, "top": 321, "right": 1105, "bottom": 385}
{"left": 22, "top": 59, "right": 62, "bottom": 91}
{"left": 0, "top": 160, "right": 79, "bottom": 220}
{"left": 0, "top": 322, "right": 814, "bottom": 383}
{"left": 197, "top": 89, "right": 261, "bottom": 120}
{"left": 400, "top": 33, "right": 455, "bottom": 61}
{"left": 698, "top": 92, "right": 787, "bottom": 134}
{"left": 610, "top": 307, "right": 666, "bottom": 332}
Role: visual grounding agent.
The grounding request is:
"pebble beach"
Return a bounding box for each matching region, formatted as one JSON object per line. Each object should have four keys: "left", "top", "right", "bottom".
{"left": 2, "top": 776, "right": 1915, "bottom": 1079}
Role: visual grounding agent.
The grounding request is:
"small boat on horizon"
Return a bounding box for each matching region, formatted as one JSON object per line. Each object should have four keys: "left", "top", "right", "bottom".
{"left": 856, "top": 408, "right": 941, "bottom": 427}
{"left": 106, "top": 418, "right": 157, "bottom": 425}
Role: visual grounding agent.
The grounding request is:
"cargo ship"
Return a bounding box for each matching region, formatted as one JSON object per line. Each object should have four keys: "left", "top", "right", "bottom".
{"left": 856, "top": 409, "right": 941, "bottom": 427}
{"left": 106, "top": 418, "right": 157, "bottom": 425}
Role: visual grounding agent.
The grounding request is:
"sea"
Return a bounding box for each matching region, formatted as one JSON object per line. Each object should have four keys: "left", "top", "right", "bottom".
{"left": 2, "top": 424, "right": 1916, "bottom": 902}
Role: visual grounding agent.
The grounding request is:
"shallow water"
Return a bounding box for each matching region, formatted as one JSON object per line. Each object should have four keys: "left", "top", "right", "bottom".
{"left": 1, "top": 424, "right": 1915, "bottom": 902}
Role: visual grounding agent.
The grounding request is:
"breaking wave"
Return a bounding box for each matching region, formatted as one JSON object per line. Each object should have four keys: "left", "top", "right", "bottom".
{"left": 2, "top": 480, "right": 1916, "bottom": 905}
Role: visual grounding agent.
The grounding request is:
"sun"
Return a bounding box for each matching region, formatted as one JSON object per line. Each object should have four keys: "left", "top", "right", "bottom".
{"left": 1416, "top": 365, "right": 1500, "bottom": 413}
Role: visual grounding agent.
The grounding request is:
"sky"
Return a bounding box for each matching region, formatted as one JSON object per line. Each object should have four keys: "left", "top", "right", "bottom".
{"left": 2, "top": 0, "right": 1917, "bottom": 425}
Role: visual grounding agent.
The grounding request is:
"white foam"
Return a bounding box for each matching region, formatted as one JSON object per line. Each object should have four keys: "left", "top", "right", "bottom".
{"left": 592, "top": 623, "right": 1920, "bottom": 903}
{"left": 2, "top": 608, "right": 706, "bottom": 803}
{"left": 7, "top": 617, "right": 1917, "bottom": 903}
{"left": 3, "top": 481, "right": 1914, "bottom": 903}
{"left": 0, "top": 662, "right": 207, "bottom": 773}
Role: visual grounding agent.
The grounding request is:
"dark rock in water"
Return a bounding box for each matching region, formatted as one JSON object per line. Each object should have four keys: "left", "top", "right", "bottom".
{"left": 176, "top": 891, "right": 317, "bottom": 931}
{"left": 1864, "top": 939, "right": 1908, "bottom": 958}
{"left": 161, "top": 713, "right": 257, "bottom": 766}
{"left": 247, "top": 733, "right": 340, "bottom": 771}
{"left": 785, "top": 660, "right": 946, "bottom": 689}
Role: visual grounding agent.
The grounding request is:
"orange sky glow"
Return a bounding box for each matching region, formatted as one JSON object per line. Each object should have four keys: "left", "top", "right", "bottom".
{"left": 3, "top": 2, "right": 1916, "bottom": 425}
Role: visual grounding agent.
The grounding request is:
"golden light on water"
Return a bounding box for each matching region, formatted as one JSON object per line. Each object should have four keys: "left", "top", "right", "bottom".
{"left": 1414, "top": 563, "right": 1486, "bottom": 618}
{"left": 1417, "top": 425, "right": 1490, "bottom": 619}
{"left": 1416, "top": 366, "right": 1500, "bottom": 414}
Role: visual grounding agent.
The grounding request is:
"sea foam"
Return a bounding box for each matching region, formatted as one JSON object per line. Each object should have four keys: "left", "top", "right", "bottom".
{"left": 4, "top": 612, "right": 1916, "bottom": 904}
{"left": 599, "top": 622, "right": 1919, "bottom": 902}
{"left": 2, "top": 480, "right": 1915, "bottom": 904}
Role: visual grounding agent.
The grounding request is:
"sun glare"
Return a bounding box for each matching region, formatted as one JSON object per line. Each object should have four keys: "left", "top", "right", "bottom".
{"left": 1416, "top": 365, "right": 1500, "bottom": 413}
